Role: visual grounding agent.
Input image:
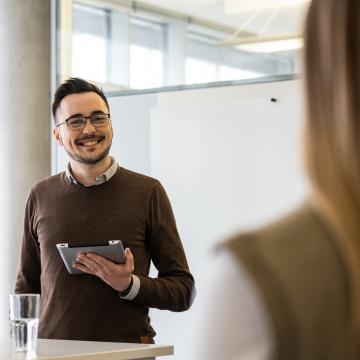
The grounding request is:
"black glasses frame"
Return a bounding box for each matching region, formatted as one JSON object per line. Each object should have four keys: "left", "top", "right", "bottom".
{"left": 56, "top": 113, "right": 111, "bottom": 130}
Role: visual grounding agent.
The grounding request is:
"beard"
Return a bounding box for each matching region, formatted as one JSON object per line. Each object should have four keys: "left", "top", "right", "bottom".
{"left": 64, "top": 129, "right": 113, "bottom": 165}
{"left": 64, "top": 142, "right": 112, "bottom": 165}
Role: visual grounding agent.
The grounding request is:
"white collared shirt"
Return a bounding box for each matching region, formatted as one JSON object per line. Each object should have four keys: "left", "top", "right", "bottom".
{"left": 65, "top": 156, "right": 118, "bottom": 186}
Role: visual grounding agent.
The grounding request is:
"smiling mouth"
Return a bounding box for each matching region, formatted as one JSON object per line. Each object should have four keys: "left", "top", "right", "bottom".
{"left": 76, "top": 138, "right": 104, "bottom": 147}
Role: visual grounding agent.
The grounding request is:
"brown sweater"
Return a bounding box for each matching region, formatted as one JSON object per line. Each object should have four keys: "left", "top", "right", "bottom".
{"left": 15, "top": 167, "right": 194, "bottom": 342}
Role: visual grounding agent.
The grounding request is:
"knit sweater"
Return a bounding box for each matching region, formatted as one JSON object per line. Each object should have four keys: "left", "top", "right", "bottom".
{"left": 15, "top": 167, "right": 194, "bottom": 342}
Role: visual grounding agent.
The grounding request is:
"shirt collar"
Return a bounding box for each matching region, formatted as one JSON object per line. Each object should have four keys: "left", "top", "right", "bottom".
{"left": 65, "top": 157, "right": 118, "bottom": 187}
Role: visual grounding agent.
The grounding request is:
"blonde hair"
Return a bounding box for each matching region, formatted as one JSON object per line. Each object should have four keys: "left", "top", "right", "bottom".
{"left": 304, "top": 0, "right": 360, "bottom": 350}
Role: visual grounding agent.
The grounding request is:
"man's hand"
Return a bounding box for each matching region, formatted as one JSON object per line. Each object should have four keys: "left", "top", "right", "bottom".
{"left": 73, "top": 247, "right": 134, "bottom": 292}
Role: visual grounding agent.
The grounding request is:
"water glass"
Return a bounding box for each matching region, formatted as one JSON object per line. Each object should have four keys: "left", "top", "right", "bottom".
{"left": 9, "top": 294, "right": 40, "bottom": 353}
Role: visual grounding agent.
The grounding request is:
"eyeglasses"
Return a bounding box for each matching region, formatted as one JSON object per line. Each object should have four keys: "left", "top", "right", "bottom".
{"left": 56, "top": 113, "right": 111, "bottom": 130}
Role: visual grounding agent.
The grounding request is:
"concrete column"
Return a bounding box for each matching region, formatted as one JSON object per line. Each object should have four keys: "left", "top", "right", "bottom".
{"left": 0, "top": 0, "right": 51, "bottom": 336}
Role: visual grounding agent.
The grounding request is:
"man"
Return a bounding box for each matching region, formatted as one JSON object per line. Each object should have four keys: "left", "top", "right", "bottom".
{"left": 15, "top": 78, "right": 195, "bottom": 344}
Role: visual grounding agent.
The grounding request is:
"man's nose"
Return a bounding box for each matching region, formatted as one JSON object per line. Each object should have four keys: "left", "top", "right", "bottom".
{"left": 82, "top": 118, "right": 96, "bottom": 133}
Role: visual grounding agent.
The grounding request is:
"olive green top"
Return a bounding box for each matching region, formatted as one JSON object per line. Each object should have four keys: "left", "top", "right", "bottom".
{"left": 224, "top": 204, "right": 352, "bottom": 359}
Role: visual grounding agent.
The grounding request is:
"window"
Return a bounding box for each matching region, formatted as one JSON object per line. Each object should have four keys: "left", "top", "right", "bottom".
{"left": 184, "top": 31, "right": 294, "bottom": 84}
{"left": 129, "top": 18, "right": 166, "bottom": 89}
{"left": 56, "top": 0, "right": 300, "bottom": 92}
{"left": 72, "top": 4, "right": 108, "bottom": 83}
{"left": 185, "top": 58, "right": 217, "bottom": 85}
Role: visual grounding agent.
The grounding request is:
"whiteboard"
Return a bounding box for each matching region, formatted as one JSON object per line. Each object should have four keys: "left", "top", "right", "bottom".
{"left": 149, "top": 91, "right": 307, "bottom": 359}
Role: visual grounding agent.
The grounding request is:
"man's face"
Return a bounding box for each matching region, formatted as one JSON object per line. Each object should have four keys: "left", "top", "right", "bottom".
{"left": 53, "top": 92, "right": 113, "bottom": 165}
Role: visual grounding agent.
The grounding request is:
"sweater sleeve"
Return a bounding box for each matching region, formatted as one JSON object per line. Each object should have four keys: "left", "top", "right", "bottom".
{"left": 130, "top": 182, "right": 195, "bottom": 311}
{"left": 14, "top": 192, "right": 41, "bottom": 294}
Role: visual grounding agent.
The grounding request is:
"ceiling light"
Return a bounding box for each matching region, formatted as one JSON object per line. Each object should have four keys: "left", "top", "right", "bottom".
{"left": 219, "top": 33, "right": 303, "bottom": 53}
{"left": 238, "top": 38, "right": 303, "bottom": 53}
{"left": 225, "top": 0, "right": 310, "bottom": 14}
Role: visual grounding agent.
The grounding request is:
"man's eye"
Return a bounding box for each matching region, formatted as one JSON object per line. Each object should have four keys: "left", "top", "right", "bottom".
{"left": 68, "top": 118, "right": 84, "bottom": 126}
{"left": 92, "top": 114, "right": 106, "bottom": 121}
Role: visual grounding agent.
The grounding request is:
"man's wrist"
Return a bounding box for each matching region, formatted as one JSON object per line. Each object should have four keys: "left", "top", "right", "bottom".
{"left": 118, "top": 275, "right": 133, "bottom": 296}
{"left": 119, "top": 275, "right": 141, "bottom": 300}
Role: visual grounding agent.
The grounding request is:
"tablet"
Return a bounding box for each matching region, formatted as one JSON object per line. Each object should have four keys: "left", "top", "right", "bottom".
{"left": 56, "top": 240, "right": 125, "bottom": 275}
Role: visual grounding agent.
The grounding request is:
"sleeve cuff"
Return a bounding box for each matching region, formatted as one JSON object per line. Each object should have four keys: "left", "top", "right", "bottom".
{"left": 119, "top": 275, "right": 140, "bottom": 300}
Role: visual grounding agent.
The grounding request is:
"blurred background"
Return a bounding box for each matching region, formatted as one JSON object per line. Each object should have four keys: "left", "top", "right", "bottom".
{"left": 0, "top": 1, "right": 311, "bottom": 359}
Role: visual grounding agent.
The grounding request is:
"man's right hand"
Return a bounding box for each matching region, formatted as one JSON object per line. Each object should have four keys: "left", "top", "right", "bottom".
{"left": 73, "top": 247, "right": 134, "bottom": 292}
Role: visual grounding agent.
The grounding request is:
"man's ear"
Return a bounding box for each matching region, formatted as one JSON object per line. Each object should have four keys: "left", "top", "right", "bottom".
{"left": 53, "top": 127, "right": 63, "bottom": 146}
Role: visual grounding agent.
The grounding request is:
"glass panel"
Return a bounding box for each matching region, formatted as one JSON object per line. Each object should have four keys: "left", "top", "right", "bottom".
{"left": 72, "top": 4, "right": 108, "bottom": 83}
{"left": 218, "top": 65, "right": 263, "bottom": 81}
{"left": 185, "top": 58, "right": 217, "bottom": 85}
{"left": 129, "top": 18, "right": 165, "bottom": 89}
{"left": 57, "top": 0, "right": 308, "bottom": 92}
{"left": 130, "top": 45, "right": 163, "bottom": 89}
{"left": 185, "top": 32, "right": 268, "bottom": 84}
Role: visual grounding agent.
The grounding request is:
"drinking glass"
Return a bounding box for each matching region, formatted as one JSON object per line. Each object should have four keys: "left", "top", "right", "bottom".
{"left": 9, "top": 294, "right": 40, "bottom": 353}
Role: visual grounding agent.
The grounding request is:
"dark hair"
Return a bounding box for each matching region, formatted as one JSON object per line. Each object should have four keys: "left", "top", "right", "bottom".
{"left": 52, "top": 78, "right": 110, "bottom": 124}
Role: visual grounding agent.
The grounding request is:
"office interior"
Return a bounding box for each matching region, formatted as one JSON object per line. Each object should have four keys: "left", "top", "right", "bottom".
{"left": 0, "top": 1, "right": 310, "bottom": 359}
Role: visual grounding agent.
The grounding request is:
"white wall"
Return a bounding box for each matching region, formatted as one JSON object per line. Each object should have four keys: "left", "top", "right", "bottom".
{"left": 54, "top": 79, "right": 307, "bottom": 359}
{"left": 149, "top": 81, "right": 307, "bottom": 359}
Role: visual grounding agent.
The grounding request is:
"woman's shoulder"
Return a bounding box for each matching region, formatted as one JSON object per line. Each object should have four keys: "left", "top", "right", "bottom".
{"left": 220, "top": 202, "right": 349, "bottom": 359}
{"left": 222, "top": 203, "right": 331, "bottom": 256}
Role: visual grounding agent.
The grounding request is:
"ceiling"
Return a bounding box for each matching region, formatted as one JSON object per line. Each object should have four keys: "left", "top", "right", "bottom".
{"left": 139, "top": 0, "right": 310, "bottom": 36}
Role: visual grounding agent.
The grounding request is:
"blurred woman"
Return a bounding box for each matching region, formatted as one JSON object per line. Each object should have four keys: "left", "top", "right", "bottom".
{"left": 196, "top": 1, "right": 360, "bottom": 359}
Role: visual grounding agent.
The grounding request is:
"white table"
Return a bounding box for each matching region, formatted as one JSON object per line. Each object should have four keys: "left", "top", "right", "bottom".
{"left": 3, "top": 338, "right": 173, "bottom": 360}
